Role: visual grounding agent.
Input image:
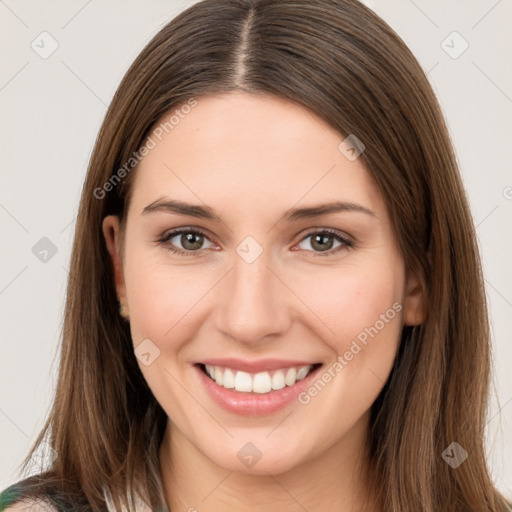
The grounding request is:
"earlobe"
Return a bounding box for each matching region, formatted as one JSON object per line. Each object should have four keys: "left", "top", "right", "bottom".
{"left": 102, "top": 215, "right": 127, "bottom": 306}
{"left": 402, "top": 272, "right": 426, "bottom": 326}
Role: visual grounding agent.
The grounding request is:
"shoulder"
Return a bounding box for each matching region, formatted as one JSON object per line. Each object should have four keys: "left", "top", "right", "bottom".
{"left": 2, "top": 498, "right": 58, "bottom": 511}
{"left": 0, "top": 477, "right": 58, "bottom": 512}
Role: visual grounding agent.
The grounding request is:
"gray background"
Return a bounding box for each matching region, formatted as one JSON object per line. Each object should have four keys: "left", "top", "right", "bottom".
{"left": 1, "top": 0, "right": 511, "bottom": 499}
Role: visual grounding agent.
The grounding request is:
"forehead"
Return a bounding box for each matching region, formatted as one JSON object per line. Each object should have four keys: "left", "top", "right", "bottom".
{"left": 128, "top": 92, "right": 384, "bottom": 220}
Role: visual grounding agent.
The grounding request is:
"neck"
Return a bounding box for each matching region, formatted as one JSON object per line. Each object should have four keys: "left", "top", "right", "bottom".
{"left": 159, "top": 412, "right": 382, "bottom": 512}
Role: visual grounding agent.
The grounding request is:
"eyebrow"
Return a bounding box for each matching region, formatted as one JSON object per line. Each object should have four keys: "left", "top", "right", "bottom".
{"left": 141, "top": 198, "right": 376, "bottom": 222}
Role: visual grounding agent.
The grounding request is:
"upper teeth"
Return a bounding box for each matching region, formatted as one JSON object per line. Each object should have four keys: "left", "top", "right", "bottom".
{"left": 204, "top": 364, "right": 314, "bottom": 394}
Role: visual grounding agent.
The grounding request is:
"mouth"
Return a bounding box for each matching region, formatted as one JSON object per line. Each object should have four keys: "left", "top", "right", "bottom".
{"left": 197, "top": 362, "right": 322, "bottom": 395}
{"left": 193, "top": 357, "right": 324, "bottom": 415}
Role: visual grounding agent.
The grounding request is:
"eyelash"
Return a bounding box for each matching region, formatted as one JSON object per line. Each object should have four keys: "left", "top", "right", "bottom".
{"left": 156, "top": 227, "right": 355, "bottom": 257}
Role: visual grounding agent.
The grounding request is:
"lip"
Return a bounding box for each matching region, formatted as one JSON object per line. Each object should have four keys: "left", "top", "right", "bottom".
{"left": 194, "top": 362, "right": 322, "bottom": 416}
{"left": 197, "top": 357, "right": 318, "bottom": 373}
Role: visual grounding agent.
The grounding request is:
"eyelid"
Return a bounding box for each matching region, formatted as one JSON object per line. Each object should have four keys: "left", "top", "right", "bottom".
{"left": 161, "top": 226, "right": 212, "bottom": 239}
{"left": 297, "top": 227, "right": 354, "bottom": 245}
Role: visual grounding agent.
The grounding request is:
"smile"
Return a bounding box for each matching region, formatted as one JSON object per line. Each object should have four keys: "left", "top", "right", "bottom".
{"left": 201, "top": 363, "right": 319, "bottom": 394}
{"left": 194, "top": 358, "right": 323, "bottom": 415}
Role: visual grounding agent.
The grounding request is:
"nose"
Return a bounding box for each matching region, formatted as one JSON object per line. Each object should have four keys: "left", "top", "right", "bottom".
{"left": 214, "top": 248, "right": 292, "bottom": 345}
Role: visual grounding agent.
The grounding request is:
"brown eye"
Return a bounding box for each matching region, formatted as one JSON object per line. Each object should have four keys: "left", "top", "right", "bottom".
{"left": 159, "top": 229, "right": 214, "bottom": 255}
{"left": 310, "top": 233, "right": 336, "bottom": 251}
{"left": 179, "top": 232, "right": 204, "bottom": 251}
{"left": 297, "top": 230, "right": 353, "bottom": 256}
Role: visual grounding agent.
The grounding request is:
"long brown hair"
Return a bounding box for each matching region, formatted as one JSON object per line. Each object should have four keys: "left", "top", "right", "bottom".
{"left": 3, "top": 0, "right": 510, "bottom": 510}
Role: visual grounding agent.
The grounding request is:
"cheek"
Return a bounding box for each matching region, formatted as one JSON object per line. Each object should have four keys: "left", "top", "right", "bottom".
{"left": 290, "top": 258, "right": 405, "bottom": 435}
{"left": 123, "top": 246, "right": 216, "bottom": 350}
{"left": 290, "top": 258, "right": 404, "bottom": 352}
{"left": 122, "top": 250, "right": 212, "bottom": 411}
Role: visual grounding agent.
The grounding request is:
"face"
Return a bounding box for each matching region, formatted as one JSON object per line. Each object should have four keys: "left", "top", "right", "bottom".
{"left": 103, "top": 92, "right": 424, "bottom": 476}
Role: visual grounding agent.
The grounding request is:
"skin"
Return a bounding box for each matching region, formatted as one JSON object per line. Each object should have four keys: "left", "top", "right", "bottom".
{"left": 103, "top": 92, "right": 425, "bottom": 511}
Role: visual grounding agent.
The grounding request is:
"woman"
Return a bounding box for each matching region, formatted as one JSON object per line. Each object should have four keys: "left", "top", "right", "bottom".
{"left": 1, "top": 0, "right": 510, "bottom": 510}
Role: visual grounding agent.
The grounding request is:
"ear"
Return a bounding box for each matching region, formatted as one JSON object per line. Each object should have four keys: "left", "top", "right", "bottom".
{"left": 102, "top": 215, "right": 127, "bottom": 308}
{"left": 402, "top": 269, "right": 426, "bottom": 326}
